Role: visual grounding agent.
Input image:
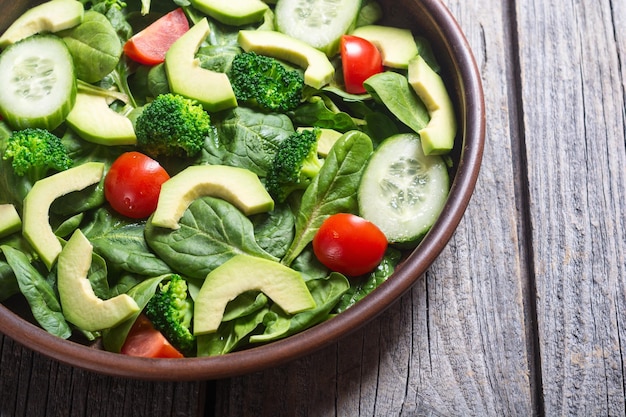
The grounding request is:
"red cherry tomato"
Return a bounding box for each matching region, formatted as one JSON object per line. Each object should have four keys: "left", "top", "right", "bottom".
{"left": 121, "top": 315, "right": 183, "bottom": 358}
{"left": 313, "top": 213, "right": 388, "bottom": 276}
{"left": 123, "top": 8, "right": 189, "bottom": 66}
{"left": 340, "top": 35, "right": 384, "bottom": 94}
{"left": 104, "top": 151, "right": 170, "bottom": 219}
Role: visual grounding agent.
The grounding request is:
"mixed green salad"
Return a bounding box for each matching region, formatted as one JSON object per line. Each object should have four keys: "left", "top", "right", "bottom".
{"left": 0, "top": 0, "right": 457, "bottom": 357}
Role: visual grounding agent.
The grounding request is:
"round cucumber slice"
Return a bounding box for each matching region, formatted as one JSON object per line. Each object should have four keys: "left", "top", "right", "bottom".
{"left": 275, "top": 0, "right": 362, "bottom": 56}
{"left": 0, "top": 35, "right": 76, "bottom": 131}
{"left": 358, "top": 133, "right": 450, "bottom": 247}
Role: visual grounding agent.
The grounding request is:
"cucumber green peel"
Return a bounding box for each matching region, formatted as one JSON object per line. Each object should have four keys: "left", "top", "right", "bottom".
{"left": 275, "top": 0, "right": 362, "bottom": 56}
{"left": 0, "top": 35, "right": 76, "bottom": 130}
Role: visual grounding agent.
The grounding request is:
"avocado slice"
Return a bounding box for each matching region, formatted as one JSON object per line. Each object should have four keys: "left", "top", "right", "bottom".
{"left": 22, "top": 162, "right": 104, "bottom": 270}
{"left": 150, "top": 164, "right": 274, "bottom": 230}
{"left": 351, "top": 25, "right": 419, "bottom": 69}
{"left": 0, "top": 204, "right": 21, "bottom": 239}
{"left": 165, "top": 18, "right": 237, "bottom": 113}
{"left": 58, "top": 229, "right": 139, "bottom": 331}
{"left": 189, "top": 0, "right": 268, "bottom": 26}
{"left": 65, "top": 91, "right": 136, "bottom": 146}
{"left": 194, "top": 254, "right": 316, "bottom": 335}
{"left": 0, "top": 0, "right": 84, "bottom": 48}
{"left": 238, "top": 30, "right": 335, "bottom": 90}
{"left": 408, "top": 55, "right": 457, "bottom": 155}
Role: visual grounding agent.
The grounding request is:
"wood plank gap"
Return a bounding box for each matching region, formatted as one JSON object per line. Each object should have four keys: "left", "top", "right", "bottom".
{"left": 502, "top": 0, "right": 545, "bottom": 415}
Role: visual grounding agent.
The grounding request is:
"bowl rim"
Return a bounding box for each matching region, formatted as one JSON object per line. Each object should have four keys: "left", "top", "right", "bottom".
{"left": 0, "top": 0, "right": 485, "bottom": 381}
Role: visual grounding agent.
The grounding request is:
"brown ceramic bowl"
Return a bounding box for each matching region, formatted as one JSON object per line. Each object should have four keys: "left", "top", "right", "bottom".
{"left": 0, "top": 0, "right": 484, "bottom": 380}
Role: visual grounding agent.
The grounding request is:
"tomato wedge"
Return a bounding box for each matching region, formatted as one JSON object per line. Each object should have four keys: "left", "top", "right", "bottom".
{"left": 121, "top": 314, "right": 184, "bottom": 358}
{"left": 123, "top": 8, "right": 189, "bottom": 66}
{"left": 340, "top": 35, "right": 384, "bottom": 94}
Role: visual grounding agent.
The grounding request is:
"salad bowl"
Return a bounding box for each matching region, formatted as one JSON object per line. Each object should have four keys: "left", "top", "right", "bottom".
{"left": 0, "top": 0, "right": 484, "bottom": 380}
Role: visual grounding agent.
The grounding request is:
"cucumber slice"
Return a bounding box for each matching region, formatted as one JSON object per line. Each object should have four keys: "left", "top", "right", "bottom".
{"left": 358, "top": 133, "right": 450, "bottom": 247}
{"left": 275, "top": 0, "right": 362, "bottom": 56}
{"left": 0, "top": 35, "right": 76, "bottom": 131}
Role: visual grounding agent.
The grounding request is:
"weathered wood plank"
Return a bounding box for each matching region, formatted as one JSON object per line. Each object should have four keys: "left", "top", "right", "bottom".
{"left": 0, "top": 335, "right": 205, "bottom": 417}
{"left": 214, "top": 0, "right": 535, "bottom": 415}
{"left": 515, "top": 0, "right": 626, "bottom": 415}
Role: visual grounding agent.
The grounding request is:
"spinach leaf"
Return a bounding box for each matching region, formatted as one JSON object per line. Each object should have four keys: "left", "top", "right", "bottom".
{"left": 0, "top": 259, "right": 19, "bottom": 302}
{"left": 1, "top": 246, "right": 72, "bottom": 339}
{"left": 252, "top": 203, "right": 295, "bottom": 260}
{"left": 249, "top": 272, "right": 350, "bottom": 343}
{"left": 202, "top": 107, "right": 294, "bottom": 176}
{"left": 61, "top": 11, "right": 123, "bottom": 83}
{"left": 197, "top": 305, "right": 269, "bottom": 356}
{"left": 364, "top": 71, "right": 430, "bottom": 134}
{"left": 88, "top": 251, "right": 111, "bottom": 300}
{"left": 198, "top": 45, "right": 241, "bottom": 73}
{"left": 289, "top": 96, "right": 359, "bottom": 132}
{"left": 333, "top": 248, "right": 402, "bottom": 313}
{"left": 145, "top": 197, "right": 277, "bottom": 280}
{"left": 81, "top": 208, "right": 173, "bottom": 277}
{"left": 281, "top": 131, "right": 373, "bottom": 266}
{"left": 52, "top": 213, "right": 84, "bottom": 239}
{"left": 290, "top": 246, "right": 330, "bottom": 282}
{"left": 222, "top": 292, "right": 268, "bottom": 322}
{"left": 147, "top": 63, "right": 170, "bottom": 97}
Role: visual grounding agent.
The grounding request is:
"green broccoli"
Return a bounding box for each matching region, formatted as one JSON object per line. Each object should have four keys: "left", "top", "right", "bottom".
{"left": 265, "top": 128, "right": 323, "bottom": 202}
{"left": 144, "top": 274, "right": 196, "bottom": 356}
{"left": 135, "top": 93, "right": 211, "bottom": 158}
{"left": 228, "top": 51, "right": 305, "bottom": 113}
{"left": 2, "top": 128, "right": 73, "bottom": 184}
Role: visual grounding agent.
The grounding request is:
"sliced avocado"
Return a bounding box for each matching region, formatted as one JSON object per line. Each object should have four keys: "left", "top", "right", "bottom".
{"left": 22, "top": 162, "right": 104, "bottom": 270}
{"left": 238, "top": 30, "right": 335, "bottom": 90}
{"left": 65, "top": 91, "right": 136, "bottom": 146}
{"left": 194, "top": 254, "right": 315, "bottom": 335}
{"left": 58, "top": 229, "right": 139, "bottom": 331}
{"left": 189, "top": 0, "right": 268, "bottom": 26}
{"left": 408, "top": 55, "right": 457, "bottom": 155}
{"left": 165, "top": 18, "right": 237, "bottom": 113}
{"left": 351, "top": 25, "right": 419, "bottom": 69}
{"left": 0, "top": 0, "right": 84, "bottom": 48}
{"left": 150, "top": 164, "right": 274, "bottom": 230}
{"left": 0, "top": 204, "right": 21, "bottom": 238}
{"left": 297, "top": 127, "right": 342, "bottom": 157}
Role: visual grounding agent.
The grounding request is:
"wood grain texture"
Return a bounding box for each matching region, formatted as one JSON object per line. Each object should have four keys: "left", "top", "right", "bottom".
{"left": 515, "top": 0, "right": 626, "bottom": 415}
{"left": 0, "top": 336, "right": 205, "bottom": 417}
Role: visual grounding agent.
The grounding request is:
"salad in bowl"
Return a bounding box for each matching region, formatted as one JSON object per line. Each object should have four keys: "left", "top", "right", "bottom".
{"left": 0, "top": 0, "right": 483, "bottom": 379}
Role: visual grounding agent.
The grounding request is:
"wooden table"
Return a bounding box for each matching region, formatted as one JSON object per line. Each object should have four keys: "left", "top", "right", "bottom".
{"left": 2, "top": 0, "right": 625, "bottom": 415}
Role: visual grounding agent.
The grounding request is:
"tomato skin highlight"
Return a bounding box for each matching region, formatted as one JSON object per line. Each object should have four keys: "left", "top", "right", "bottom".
{"left": 340, "top": 35, "right": 384, "bottom": 94}
{"left": 123, "top": 8, "right": 189, "bottom": 65}
{"left": 104, "top": 151, "right": 170, "bottom": 219}
{"left": 121, "top": 314, "right": 184, "bottom": 358}
{"left": 313, "top": 213, "right": 388, "bottom": 276}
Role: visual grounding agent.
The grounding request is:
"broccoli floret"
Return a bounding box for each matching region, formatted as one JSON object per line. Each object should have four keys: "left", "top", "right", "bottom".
{"left": 2, "top": 128, "right": 72, "bottom": 184}
{"left": 229, "top": 51, "right": 305, "bottom": 113}
{"left": 135, "top": 93, "right": 212, "bottom": 158}
{"left": 265, "top": 129, "right": 323, "bottom": 202}
{"left": 144, "top": 274, "right": 196, "bottom": 356}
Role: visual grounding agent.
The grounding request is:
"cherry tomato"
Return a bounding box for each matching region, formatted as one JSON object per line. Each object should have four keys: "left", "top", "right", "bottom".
{"left": 123, "top": 8, "right": 189, "bottom": 66}
{"left": 313, "top": 213, "right": 388, "bottom": 276}
{"left": 121, "top": 315, "right": 183, "bottom": 358}
{"left": 340, "top": 35, "right": 384, "bottom": 94}
{"left": 104, "top": 151, "right": 170, "bottom": 219}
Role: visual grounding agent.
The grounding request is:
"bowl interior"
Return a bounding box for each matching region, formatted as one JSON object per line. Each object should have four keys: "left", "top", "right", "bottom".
{"left": 0, "top": 0, "right": 484, "bottom": 380}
